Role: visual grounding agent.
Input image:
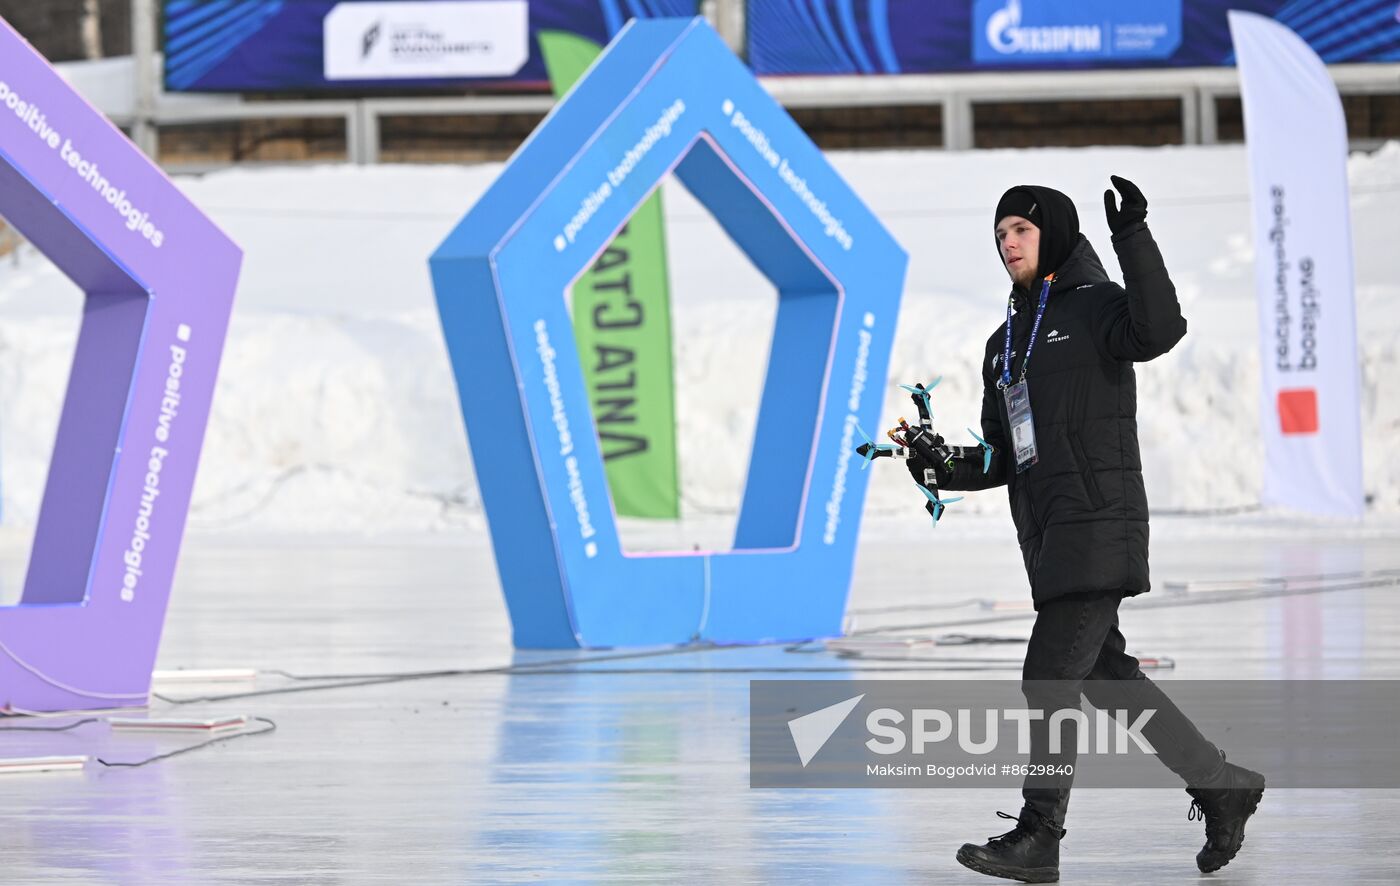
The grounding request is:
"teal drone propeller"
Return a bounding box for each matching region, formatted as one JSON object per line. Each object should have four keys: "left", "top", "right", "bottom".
{"left": 967, "top": 427, "right": 994, "bottom": 474}
{"left": 899, "top": 376, "right": 942, "bottom": 421}
{"left": 916, "top": 482, "right": 962, "bottom": 526}
{"left": 855, "top": 423, "right": 899, "bottom": 470}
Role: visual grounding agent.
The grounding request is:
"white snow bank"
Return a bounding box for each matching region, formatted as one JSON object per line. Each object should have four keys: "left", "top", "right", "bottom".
{"left": 0, "top": 142, "right": 1397, "bottom": 538}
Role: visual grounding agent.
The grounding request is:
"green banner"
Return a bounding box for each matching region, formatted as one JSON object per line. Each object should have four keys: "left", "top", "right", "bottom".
{"left": 539, "top": 30, "right": 680, "bottom": 519}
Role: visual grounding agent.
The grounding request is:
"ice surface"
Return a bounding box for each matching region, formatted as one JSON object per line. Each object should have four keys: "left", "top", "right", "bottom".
{"left": 1, "top": 530, "right": 1397, "bottom": 882}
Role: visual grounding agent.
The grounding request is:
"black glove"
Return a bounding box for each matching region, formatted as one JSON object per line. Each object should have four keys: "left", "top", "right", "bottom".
{"left": 1103, "top": 174, "right": 1148, "bottom": 239}
{"left": 904, "top": 439, "right": 952, "bottom": 488}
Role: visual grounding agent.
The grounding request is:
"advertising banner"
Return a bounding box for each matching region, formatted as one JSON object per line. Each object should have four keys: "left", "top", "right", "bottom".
{"left": 749, "top": 0, "right": 1400, "bottom": 75}
{"left": 972, "top": 0, "right": 1182, "bottom": 66}
{"left": 540, "top": 31, "right": 681, "bottom": 519}
{"left": 1232, "top": 11, "right": 1364, "bottom": 518}
{"left": 164, "top": 0, "right": 698, "bottom": 92}
{"left": 323, "top": 1, "right": 529, "bottom": 81}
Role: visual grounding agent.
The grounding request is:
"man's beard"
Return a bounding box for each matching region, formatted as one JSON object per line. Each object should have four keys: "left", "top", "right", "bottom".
{"left": 1008, "top": 262, "right": 1036, "bottom": 289}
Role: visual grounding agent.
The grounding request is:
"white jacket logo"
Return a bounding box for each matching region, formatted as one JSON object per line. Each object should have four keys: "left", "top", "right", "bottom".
{"left": 1047, "top": 329, "right": 1070, "bottom": 343}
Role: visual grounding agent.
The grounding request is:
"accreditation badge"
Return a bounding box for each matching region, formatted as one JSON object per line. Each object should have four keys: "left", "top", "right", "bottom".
{"left": 1003, "top": 381, "right": 1038, "bottom": 472}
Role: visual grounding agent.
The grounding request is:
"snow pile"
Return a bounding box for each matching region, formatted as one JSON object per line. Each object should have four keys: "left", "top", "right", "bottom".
{"left": 1, "top": 143, "right": 1398, "bottom": 536}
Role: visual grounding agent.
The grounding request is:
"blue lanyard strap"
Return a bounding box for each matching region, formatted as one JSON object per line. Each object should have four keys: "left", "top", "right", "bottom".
{"left": 1000, "top": 274, "right": 1054, "bottom": 388}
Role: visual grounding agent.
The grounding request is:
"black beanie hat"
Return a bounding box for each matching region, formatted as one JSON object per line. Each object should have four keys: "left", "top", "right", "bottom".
{"left": 994, "top": 187, "right": 1042, "bottom": 231}
{"left": 993, "top": 185, "right": 1081, "bottom": 283}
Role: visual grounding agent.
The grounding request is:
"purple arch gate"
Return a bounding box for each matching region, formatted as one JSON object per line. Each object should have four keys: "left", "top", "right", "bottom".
{"left": 0, "top": 19, "right": 241, "bottom": 711}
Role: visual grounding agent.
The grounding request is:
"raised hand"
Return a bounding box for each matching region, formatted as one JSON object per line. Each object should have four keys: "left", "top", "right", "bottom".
{"left": 1103, "top": 174, "right": 1148, "bottom": 237}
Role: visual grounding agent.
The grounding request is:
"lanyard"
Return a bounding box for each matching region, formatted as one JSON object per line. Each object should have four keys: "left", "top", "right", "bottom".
{"left": 1000, "top": 274, "right": 1055, "bottom": 389}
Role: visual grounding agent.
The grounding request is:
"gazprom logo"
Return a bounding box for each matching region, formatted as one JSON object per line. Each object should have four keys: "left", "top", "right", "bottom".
{"left": 985, "top": 0, "right": 1102, "bottom": 55}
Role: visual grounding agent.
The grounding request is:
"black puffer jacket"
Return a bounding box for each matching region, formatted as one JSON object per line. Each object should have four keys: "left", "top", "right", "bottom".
{"left": 944, "top": 189, "right": 1187, "bottom": 608}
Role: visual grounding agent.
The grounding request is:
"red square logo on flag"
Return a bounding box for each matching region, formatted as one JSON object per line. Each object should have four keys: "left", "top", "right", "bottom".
{"left": 1278, "top": 388, "right": 1319, "bottom": 435}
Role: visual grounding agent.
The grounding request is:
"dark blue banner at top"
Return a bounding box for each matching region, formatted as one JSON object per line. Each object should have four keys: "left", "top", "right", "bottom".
{"left": 163, "top": 0, "right": 697, "bottom": 92}
{"left": 748, "top": 0, "right": 1400, "bottom": 75}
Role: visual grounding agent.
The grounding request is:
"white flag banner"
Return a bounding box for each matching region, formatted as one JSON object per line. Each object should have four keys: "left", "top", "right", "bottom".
{"left": 1229, "top": 10, "right": 1364, "bottom": 519}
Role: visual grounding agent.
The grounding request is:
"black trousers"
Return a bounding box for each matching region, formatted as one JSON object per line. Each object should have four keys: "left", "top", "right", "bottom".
{"left": 1020, "top": 591, "right": 1226, "bottom": 826}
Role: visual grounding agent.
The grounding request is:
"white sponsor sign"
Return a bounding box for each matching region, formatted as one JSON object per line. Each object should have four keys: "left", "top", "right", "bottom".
{"left": 1230, "top": 11, "right": 1364, "bottom": 518}
{"left": 323, "top": 1, "right": 528, "bottom": 81}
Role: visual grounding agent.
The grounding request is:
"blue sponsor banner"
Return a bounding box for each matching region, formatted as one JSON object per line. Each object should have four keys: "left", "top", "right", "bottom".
{"left": 163, "top": 0, "right": 697, "bottom": 93}
{"left": 972, "top": 0, "right": 1181, "bottom": 65}
{"left": 748, "top": 0, "right": 1400, "bottom": 75}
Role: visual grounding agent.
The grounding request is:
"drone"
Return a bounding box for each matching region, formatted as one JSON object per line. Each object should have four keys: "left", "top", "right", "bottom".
{"left": 854, "top": 378, "right": 995, "bottom": 527}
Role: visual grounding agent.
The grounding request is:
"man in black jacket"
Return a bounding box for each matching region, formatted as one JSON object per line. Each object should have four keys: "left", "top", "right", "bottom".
{"left": 916, "top": 179, "right": 1264, "bottom": 883}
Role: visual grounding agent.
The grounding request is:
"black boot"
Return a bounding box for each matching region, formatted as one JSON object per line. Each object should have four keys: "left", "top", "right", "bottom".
{"left": 956, "top": 808, "right": 1064, "bottom": 883}
{"left": 1185, "top": 760, "right": 1266, "bottom": 873}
